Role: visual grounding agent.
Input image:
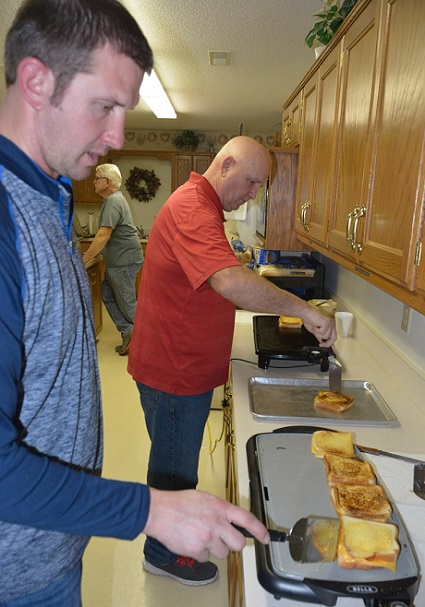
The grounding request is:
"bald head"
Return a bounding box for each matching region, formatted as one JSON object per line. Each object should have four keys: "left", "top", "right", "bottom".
{"left": 203, "top": 136, "right": 271, "bottom": 213}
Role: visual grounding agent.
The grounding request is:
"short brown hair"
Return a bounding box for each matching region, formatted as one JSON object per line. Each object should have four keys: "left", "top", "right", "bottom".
{"left": 5, "top": 0, "right": 153, "bottom": 105}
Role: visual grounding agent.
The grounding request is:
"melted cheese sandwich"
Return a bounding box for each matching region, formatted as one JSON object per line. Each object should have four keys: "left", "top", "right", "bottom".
{"left": 338, "top": 515, "right": 400, "bottom": 571}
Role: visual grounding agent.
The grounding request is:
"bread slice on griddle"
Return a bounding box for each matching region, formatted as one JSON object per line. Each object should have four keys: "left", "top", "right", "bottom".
{"left": 324, "top": 454, "right": 376, "bottom": 487}
{"left": 311, "top": 430, "right": 355, "bottom": 459}
{"left": 330, "top": 483, "right": 392, "bottom": 522}
{"left": 338, "top": 515, "right": 400, "bottom": 571}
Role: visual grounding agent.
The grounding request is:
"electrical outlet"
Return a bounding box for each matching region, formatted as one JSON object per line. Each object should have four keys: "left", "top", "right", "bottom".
{"left": 401, "top": 304, "right": 411, "bottom": 333}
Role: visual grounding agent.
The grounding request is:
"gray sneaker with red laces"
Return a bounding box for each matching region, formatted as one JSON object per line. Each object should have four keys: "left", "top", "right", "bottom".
{"left": 143, "top": 556, "right": 218, "bottom": 586}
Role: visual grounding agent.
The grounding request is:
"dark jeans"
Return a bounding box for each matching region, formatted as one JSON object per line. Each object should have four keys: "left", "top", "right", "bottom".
{"left": 136, "top": 382, "right": 213, "bottom": 565}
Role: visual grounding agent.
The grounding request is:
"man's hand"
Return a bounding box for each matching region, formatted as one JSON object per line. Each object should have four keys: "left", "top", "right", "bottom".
{"left": 144, "top": 488, "right": 270, "bottom": 562}
{"left": 302, "top": 307, "right": 336, "bottom": 347}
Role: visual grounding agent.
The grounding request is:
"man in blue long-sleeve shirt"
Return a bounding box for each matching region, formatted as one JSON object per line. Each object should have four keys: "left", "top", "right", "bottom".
{"left": 0, "top": 0, "right": 269, "bottom": 603}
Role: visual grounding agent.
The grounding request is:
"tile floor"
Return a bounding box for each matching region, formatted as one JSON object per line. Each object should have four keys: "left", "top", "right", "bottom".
{"left": 81, "top": 307, "right": 229, "bottom": 607}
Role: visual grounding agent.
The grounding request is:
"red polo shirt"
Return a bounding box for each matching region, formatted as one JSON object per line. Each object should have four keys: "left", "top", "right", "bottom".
{"left": 128, "top": 172, "right": 241, "bottom": 395}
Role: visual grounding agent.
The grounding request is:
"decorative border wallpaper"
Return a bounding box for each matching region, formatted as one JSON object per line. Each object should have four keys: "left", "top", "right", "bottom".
{"left": 123, "top": 128, "right": 279, "bottom": 152}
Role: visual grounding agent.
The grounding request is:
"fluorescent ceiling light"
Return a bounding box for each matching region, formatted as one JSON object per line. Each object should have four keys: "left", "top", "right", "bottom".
{"left": 140, "top": 69, "right": 176, "bottom": 119}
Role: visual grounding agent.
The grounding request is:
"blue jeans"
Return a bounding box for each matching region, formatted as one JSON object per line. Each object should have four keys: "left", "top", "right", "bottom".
{"left": 0, "top": 562, "right": 82, "bottom": 607}
{"left": 101, "top": 262, "right": 142, "bottom": 336}
{"left": 136, "top": 383, "right": 213, "bottom": 566}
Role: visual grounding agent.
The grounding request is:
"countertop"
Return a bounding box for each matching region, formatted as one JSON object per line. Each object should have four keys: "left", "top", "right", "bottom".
{"left": 230, "top": 311, "right": 425, "bottom": 606}
{"left": 84, "top": 254, "right": 102, "bottom": 270}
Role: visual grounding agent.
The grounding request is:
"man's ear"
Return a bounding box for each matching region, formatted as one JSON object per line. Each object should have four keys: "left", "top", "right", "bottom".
{"left": 221, "top": 155, "right": 235, "bottom": 176}
{"left": 16, "top": 57, "right": 55, "bottom": 110}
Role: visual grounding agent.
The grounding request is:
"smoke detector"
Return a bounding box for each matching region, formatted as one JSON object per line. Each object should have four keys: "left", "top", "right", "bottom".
{"left": 208, "top": 51, "right": 231, "bottom": 66}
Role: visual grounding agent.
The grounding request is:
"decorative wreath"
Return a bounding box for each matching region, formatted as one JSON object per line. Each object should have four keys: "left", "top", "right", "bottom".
{"left": 125, "top": 167, "right": 161, "bottom": 202}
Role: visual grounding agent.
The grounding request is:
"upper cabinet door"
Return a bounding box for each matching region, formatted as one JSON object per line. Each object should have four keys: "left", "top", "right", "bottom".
{"left": 172, "top": 153, "right": 214, "bottom": 191}
{"left": 296, "top": 43, "right": 342, "bottom": 246}
{"left": 357, "top": 0, "right": 425, "bottom": 290}
{"left": 282, "top": 91, "right": 302, "bottom": 147}
{"left": 295, "top": 78, "right": 317, "bottom": 236}
{"left": 72, "top": 156, "right": 107, "bottom": 204}
{"left": 328, "top": 0, "right": 381, "bottom": 261}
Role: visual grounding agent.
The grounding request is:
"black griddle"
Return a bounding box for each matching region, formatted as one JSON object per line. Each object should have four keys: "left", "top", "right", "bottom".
{"left": 253, "top": 315, "right": 333, "bottom": 370}
{"left": 246, "top": 426, "right": 419, "bottom": 606}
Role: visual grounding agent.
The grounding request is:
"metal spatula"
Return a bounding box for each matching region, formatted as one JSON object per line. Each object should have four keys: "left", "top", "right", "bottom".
{"left": 233, "top": 516, "right": 340, "bottom": 563}
{"left": 413, "top": 463, "right": 425, "bottom": 500}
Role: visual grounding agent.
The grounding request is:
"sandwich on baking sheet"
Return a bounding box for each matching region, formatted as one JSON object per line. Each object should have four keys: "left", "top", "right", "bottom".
{"left": 337, "top": 515, "right": 400, "bottom": 572}
{"left": 324, "top": 454, "right": 376, "bottom": 487}
{"left": 314, "top": 391, "right": 354, "bottom": 412}
{"left": 311, "top": 430, "right": 355, "bottom": 458}
{"left": 278, "top": 315, "right": 303, "bottom": 328}
{"left": 330, "top": 483, "right": 392, "bottom": 522}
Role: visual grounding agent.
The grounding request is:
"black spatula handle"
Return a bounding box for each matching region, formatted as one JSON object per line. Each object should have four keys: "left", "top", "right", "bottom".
{"left": 232, "top": 523, "right": 287, "bottom": 542}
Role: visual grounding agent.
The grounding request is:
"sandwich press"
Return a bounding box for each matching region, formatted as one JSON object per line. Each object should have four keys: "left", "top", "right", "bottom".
{"left": 233, "top": 516, "right": 340, "bottom": 563}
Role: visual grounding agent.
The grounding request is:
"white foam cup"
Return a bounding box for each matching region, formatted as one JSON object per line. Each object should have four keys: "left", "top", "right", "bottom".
{"left": 335, "top": 311, "right": 354, "bottom": 337}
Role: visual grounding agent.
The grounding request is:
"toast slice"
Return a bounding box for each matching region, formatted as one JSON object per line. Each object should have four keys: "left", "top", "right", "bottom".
{"left": 338, "top": 515, "right": 400, "bottom": 571}
{"left": 324, "top": 454, "right": 376, "bottom": 487}
{"left": 278, "top": 315, "right": 303, "bottom": 328}
{"left": 314, "top": 391, "right": 354, "bottom": 412}
{"left": 311, "top": 430, "right": 355, "bottom": 459}
{"left": 330, "top": 483, "right": 392, "bottom": 522}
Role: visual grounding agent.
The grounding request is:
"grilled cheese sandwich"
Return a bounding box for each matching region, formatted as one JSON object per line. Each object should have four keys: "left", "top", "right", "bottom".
{"left": 311, "top": 430, "right": 355, "bottom": 459}
{"left": 330, "top": 483, "right": 392, "bottom": 522}
{"left": 278, "top": 315, "right": 303, "bottom": 328}
{"left": 314, "top": 391, "right": 354, "bottom": 412}
{"left": 324, "top": 454, "right": 376, "bottom": 487}
{"left": 338, "top": 515, "right": 400, "bottom": 571}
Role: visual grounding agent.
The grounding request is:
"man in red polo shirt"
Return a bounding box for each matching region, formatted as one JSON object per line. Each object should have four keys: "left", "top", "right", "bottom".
{"left": 128, "top": 136, "right": 336, "bottom": 586}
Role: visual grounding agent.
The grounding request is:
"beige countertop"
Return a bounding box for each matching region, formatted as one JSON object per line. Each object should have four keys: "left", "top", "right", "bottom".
{"left": 230, "top": 311, "right": 425, "bottom": 606}
{"left": 84, "top": 254, "right": 102, "bottom": 270}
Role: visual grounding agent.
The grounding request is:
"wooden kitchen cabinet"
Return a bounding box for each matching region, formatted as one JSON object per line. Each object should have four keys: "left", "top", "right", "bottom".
{"left": 294, "top": 43, "right": 341, "bottom": 247}
{"left": 86, "top": 260, "right": 103, "bottom": 336}
{"left": 285, "top": 0, "right": 425, "bottom": 313}
{"left": 327, "top": 0, "right": 380, "bottom": 262}
{"left": 257, "top": 147, "right": 301, "bottom": 251}
{"left": 171, "top": 153, "right": 214, "bottom": 191}
{"left": 282, "top": 91, "right": 302, "bottom": 147}
{"left": 135, "top": 240, "right": 147, "bottom": 296}
{"left": 72, "top": 156, "right": 107, "bottom": 204}
{"left": 328, "top": 0, "right": 425, "bottom": 291}
{"left": 355, "top": 0, "right": 425, "bottom": 291}
{"left": 222, "top": 380, "right": 243, "bottom": 607}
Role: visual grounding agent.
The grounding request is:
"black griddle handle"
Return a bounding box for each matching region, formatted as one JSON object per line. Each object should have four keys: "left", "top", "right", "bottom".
{"left": 272, "top": 425, "right": 334, "bottom": 435}
{"left": 301, "top": 346, "right": 333, "bottom": 372}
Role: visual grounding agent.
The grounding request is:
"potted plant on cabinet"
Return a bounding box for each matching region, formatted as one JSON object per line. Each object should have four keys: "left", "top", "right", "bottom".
{"left": 173, "top": 130, "right": 200, "bottom": 151}
{"left": 305, "top": 0, "right": 358, "bottom": 57}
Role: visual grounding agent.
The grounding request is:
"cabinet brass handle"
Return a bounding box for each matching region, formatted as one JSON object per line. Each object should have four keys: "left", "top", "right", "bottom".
{"left": 299, "top": 201, "right": 305, "bottom": 226}
{"left": 346, "top": 205, "right": 359, "bottom": 246}
{"left": 300, "top": 200, "right": 311, "bottom": 232}
{"left": 283, "top": 122, "right": 291, "bottom": 145}
{"left": 352, "top": 205, "right": 366, "bottom": 252}
{"left": 299, "top": 201, "right": 306, "bottom": 228}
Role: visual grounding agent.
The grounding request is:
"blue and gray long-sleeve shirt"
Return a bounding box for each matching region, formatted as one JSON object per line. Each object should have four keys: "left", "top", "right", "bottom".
{"left": 0, "top": 136, "right": 150, "bottom": 601}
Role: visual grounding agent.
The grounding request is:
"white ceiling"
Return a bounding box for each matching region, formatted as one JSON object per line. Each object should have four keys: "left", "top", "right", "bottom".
{"left": 1, "top": 0, "right": 323, "bottom": 135}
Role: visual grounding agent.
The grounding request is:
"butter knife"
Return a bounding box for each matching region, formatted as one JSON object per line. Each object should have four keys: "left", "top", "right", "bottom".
{"left": 356, "top": 444, "right": 425, "bottom": 465}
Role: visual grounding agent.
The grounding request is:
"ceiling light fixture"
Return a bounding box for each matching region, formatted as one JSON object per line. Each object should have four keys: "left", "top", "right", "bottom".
{"left": 208, "top": 51, "right": 231, "bottom": 66}
{"left": 140, "top": 69, "right": 176, "bottom": 119}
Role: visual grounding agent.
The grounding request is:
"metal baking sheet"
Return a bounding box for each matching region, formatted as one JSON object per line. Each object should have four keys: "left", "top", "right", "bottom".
{"left": 249, "top": 377, "right": 397, "bottom": 426}
{"left": 249, "top": 431, "right": 418, "bottom": 587}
